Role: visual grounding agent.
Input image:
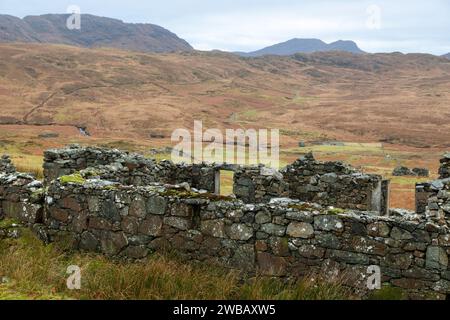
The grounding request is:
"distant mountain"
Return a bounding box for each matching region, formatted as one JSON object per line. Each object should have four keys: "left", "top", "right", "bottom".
{"left": 0, "top": 14, "right": 193, "bottom": 53}
{"left": 236, "top": 38, "right": 365, "bottom": 57}
{"left": 443, "top": 53, "right": 450, "bottom": 59}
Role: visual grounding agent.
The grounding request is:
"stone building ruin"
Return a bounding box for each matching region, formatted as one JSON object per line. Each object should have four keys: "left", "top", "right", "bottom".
{"left": 2, "top": 144, "right": 450, "bottom": 299}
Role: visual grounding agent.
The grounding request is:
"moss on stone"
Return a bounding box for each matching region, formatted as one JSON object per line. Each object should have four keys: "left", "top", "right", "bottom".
{"left": 288, "top": 203, "right": 316, "bottom": 211}
{"left": 159, "top": 189, "right": 233, "bottom": 202}
{"left": 102, "top": 185, "right": 118, "bottom": 191}
{"left": 82, "top": 168, "right": 102, "bottom": 178}
{"left": 0, "top": 218, "right": 20, "bottom": 229}
{"left": 327, "top": 208, "right": 345, "bottom": 215}
{"left": 30, "top": 188, "right": 45, "bottom": 202}
{"left": 59, "top": 173, "right": 86, "bottom": 185}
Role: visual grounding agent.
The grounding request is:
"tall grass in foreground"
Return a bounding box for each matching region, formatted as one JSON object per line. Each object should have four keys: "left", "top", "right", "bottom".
{"left": 0, "top": 228, "right": 352, "bottom": 300}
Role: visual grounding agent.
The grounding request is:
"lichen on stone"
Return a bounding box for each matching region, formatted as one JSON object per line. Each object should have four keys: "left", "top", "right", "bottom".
{"left": 59, "top": 173, "right": 86, "bottom": 185}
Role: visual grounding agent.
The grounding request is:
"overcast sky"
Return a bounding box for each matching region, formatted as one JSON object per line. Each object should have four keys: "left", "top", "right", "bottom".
{"left": 1, "top": 0, "right": 449, "bottom": 54}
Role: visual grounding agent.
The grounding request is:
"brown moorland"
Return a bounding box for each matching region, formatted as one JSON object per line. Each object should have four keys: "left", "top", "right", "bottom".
{"left": 0, "top": 43, "right": 449, "bottom": 209}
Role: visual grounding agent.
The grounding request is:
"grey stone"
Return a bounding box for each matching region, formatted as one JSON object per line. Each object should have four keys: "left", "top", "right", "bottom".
{"left": 314, "top": 215, "right": 344, "bottom": 232}
{"left": 426, "top": 246, "right": 448, "bottom": 270}
{"left": 201, "top": 220, "right": 226, "bottom": 238}
{"left": 100, "top": 199, "right": 121, "bottom": 222}
{"left": 100, "top": 231, "right": 128, "bottom": 255}
{"left": 286, "top": 222, "right": 314, "bottom": 239}
{"left": 315, "top": 233, "right": 341, "bottom": 249}
{"left": 138, "top": 216, "right": 163, "bottom": 236}
{"left": 260, "top": 223, "right": 286, "bottom": 236}
{"left": 390, "top": 227, "right": 413, "bottom": 240}
{"left": 255, "top": 211, "right": 271, "bottom": 224}
{"left": 328, "top": 250, "right": 369, "bottom": 264}
{"left": 164, "top": 216, "right": 191, "bottom": 230}
{"left": 230, "top": 244, "right": 255, "bottom": 271}
{"left": 80, "top": 231, "right": 99, "bottom": 251}
{"left": 147, "top": 196, "right": 167, "bottom": 215}
{"left": 226, "top": 223, "right": 253, "bottom": 241}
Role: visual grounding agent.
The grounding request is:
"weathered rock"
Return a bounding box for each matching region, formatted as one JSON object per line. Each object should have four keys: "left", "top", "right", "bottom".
{"left": 255, "top": 211, "right": 271, "bottom": 224}
{"left": 426, "top": 246, "right": 448, "bottom": 270}
{"left": 164, "top": 217, "right": 191, "bottom": 231}
{"left": 147, "top": 196, "right": 167, "bottom": 215}
{"left": 314, "top": 215, "right": 344, "bottom": 232}
{"left": 100, "top": 231, "right": 128, "bottom": 255}
{"left": 367, "top": 221, "right": 390, "bottom": 237}
{"left": 286, "top": 222, "right": 314, "bottom": 239}
{"left": 391, "top": 227, "right": 413, "bottom": 241}
{"left": 257, "top": 252, "right": 287, "bottom": 276}
{"left": 226, "top": 223, "right": 253, "bottom": 241}
{"left": 260, "top": 223, "right": 286, "bottom": 236}
{"left": 200, "top": 220, "right": 226, "bottom": 238}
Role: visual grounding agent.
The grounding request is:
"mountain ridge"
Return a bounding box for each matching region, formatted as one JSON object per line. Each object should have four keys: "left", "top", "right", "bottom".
{"left": 236, "top": 38, "right": 365, "bottom": 57}
{"left": 0, "top": 13, "right": 193, "bottom": 53}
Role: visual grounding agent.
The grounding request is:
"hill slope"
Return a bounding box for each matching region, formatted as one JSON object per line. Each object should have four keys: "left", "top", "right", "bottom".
{"left": 237, "top": 38, "right": 364, "bottom": 57}
{"left": 0, "top": 44, "right": 449, "bottom": 148}
{"left": 443, "top": 53, "right": 450, "bottom": 59}
{"left": 0, "top": 14, "right": 193, "bottom": 53}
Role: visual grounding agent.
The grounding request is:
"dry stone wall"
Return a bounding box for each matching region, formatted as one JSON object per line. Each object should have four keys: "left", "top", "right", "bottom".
{"left": 416, "top": 179, "right": 450, "bottom": 222}
{"left": 233, "top": 165, "right": 289, "bottom": 203}
{"left": 43, "top": 145, "right": 216, "bottom": 192}
{"left": 439, "top": 153, "right": 450, "bottom": 179}
{"left": 0, "top": 155, "right": 16, "bottom": 174}
{"left": 41, "top": 177, "right": 450, "bottom": 299}
{"left": 0, "top": 172, "right": 44, "bottom": 224}
{"left": 280, "top": 153, "right": 387, "bottom": 214}
{"left": 416, "top": 153, "right": 450, "bottom": 216}
{"left": 4, "top": 145, "right": 450, "bottom": 299}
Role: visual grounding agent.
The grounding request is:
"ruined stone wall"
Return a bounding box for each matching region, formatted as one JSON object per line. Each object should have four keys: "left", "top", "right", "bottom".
{"left": 439, "top": 153, "right": 450, "bottom": 179}
{"left": 43, "top": 145, "right": 216, "bottom": 192}
{"left": 43, "top": 145, "right": 165, "bottom": 185}
{"left": 0, "top": 172, "right": 44, "bottom": 224}
{"left": 0, "top": 154, "right": 43, "bottom": 223}
{"left": 233, "top": 165, "right": 289, "bottom": 203}
{"left": 280, "top": 153, "right": 387, "bottom": 213}
{"left": 163, "top": 161, "right": 216, "bottom": 193}
{"left": 416, "top": 179, "right": 450, "bottom": 222}
{"left": 5, "top": 146, "right": 450, "bottom": 299}
{"left": 44, "top": 180, "right": 254, "bottom": 269}
{"left": 416, "top": 153, "right": 450, "bottom": 215}
{"left": 0, "top": 155, "right": 16, "bottom": 174}
{"left": 40, "top": 176, "right": 450, "bottom": 299}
